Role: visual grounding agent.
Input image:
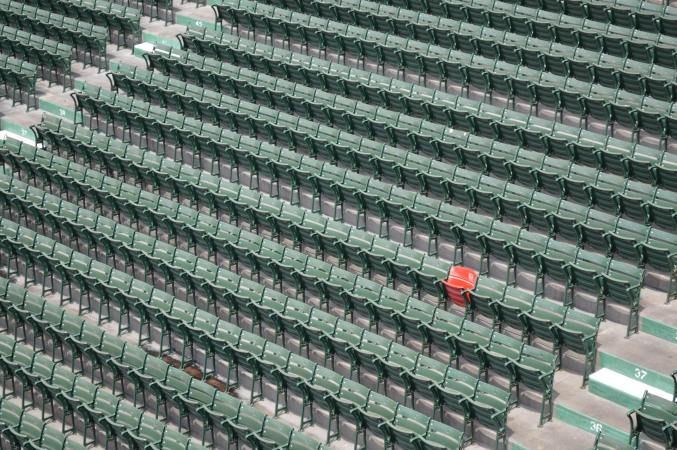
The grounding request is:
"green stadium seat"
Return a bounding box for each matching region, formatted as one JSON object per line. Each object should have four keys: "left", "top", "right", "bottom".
{"left": 266, "top": 0, "right": 677, "bottom": 104}
{"left": 6, "top": 120, "right": 592, "bottom": 404}
{"left": 0, "top": 1, "right": 108, "bottom": 69}
{"left": 43, "top": 110, "right": 660, "bottom": 316}
{"left": 168, "top": 25, "right": 677, "bottom": 186}
{"left": 0, "top": 54, "right": 37, "bottom": 110}
{"left": 628, "top": 392, "right": 677, "bottom": 449}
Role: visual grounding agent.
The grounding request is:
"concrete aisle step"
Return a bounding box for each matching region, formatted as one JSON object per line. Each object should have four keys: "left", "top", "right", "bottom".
{"left": 639, "top": 286, "right": 677, "bottom": 345}
{"left": 553, "top": 370, "right": 666, "bottom": 450}
{"left": 641, "top": 314, "right": 677, "bottom": 345}
{"left": 587, "top": 315, "right": 676, "bottom": 413}
{"left": 588, "top": 367, "right": 672, "bottom": 411}
{"left": 597, "top": 352, "right": 675, "bottom": 396}
{"left": 506, "top": 399, "right": 592, "bottom": 450}
{"left": 554, "top": 370, "right": 632, "bottom": 446}
{"left": 596, "top": 320, "right": 676, "bottom": 390}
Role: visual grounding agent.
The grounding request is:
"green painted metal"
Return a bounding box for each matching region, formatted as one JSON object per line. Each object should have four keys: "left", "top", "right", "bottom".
{"left": 554, "top": 404, "right": 629, "bottom": 443}
{"left": 641, "top": 316, "right": 677, "bottom": 346}
{"left": 37, "top": 98, "right": 80, "bottom": 123}
{"left": 141, "top": 32, "right": 180, "bottom": 48}
{"left": 0, "top": 119, "right": 34, "bottom": 141}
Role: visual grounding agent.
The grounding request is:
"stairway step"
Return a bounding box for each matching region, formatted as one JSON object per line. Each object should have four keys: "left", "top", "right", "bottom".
{"left": 142, "top": 31, "right": 182, "bottom": 48}
{"left": 554, "top": 402, "right": 629, "bottom": 445}
{"left": 638, "top": 286, "right": 677, "bottom": 346}
{"left": 599, "top": 352, "right": 674, "bottom": 394}
{"left": 641, "top": 315, "right": 677, "bottom": 345}
{"left": 175, "top": 3, "right": 218, "bottom": 29}
{"left": 588, "top": 368, "right": 672, "bottom": 410}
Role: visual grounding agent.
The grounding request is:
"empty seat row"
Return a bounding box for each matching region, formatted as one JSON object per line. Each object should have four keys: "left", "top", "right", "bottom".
{"left": 34, "top": 116, "right": 454, "bottom": 292}
{"left": 497, "top": 0, "right": 677, "bottom": 38}
{"left": 67, "top": 85, "right": 649, "bottom": 319}
{"left": 20, "top": 0, "right": 141, "bottom": 49}
{"left": 0, "top": 396, "right": 87, "bottom": 450}
{"left": 0, "top": 54, "right": 37, "bottom": 111}
{"left": 23, "top": 126, "right": 452, "bottom": 301}
{"left": 4, "top": 127, "right": 617, "bottom": 383}
{"left": 102, "top": 72, "right": 677, "bottom": 274}
{"left": 0, "top": 24, "right": 72, "bottom": 89}
{"left": 171, "top": 31, "right": 677, "bottom": 185}
{"left": 0, "top": 164, "right": 519, "bottom": 436}
{"left": 1, "top": 138, "right": 596, "bottom": 398}
{"left": 111, "top": 61, "right": 677, "bottom": 236}
{"left": 27, "top": 123, "right": 605, "bottom": 374}
{"left": 0, "top": 141, "right": 560, "bottom": 428}
{"left": 376, "top": 0, "right": 677, "bottom": 70}
{"left": 101, "top": 73, "right": 677, "bottom": 279}
{"left": 3, "top": 163, "right": 545, "bottom": 434}
{"left": 88, "top": 77, "right": 675, "bottom": 256}
{"left": 0, "top": 277, "right": 328, "bottom": 450}
{"left": 0, "top": 216, "right": 470, "bottom": 449}
{"left": 0, "top": 0, "right": 108, "bottom": 69}
{"left": 0, "top": 332, "right": 209, "bottom": 450}
{"left": 64, "top": 100, "right": 648, "bottom": 336}
{"left": 37, "top": 104, "right": 456, "bottom": 297}
{"left": 258, "top": 0, "right": 677, "bottom": 102}
{"left": 210, "top": 0, "right": 677, "bottom": 139}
